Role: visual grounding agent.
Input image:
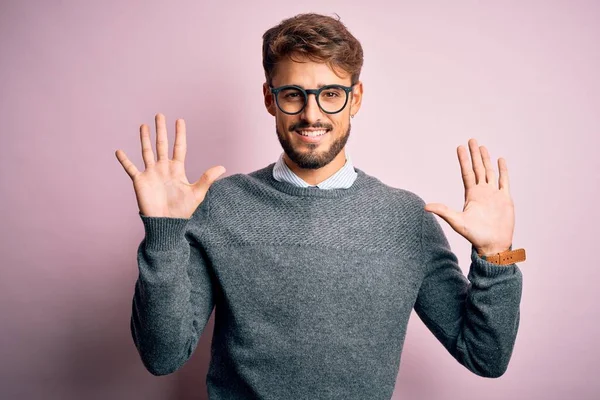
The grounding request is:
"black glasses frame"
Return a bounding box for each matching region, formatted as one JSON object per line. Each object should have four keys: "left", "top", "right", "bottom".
{"left": 269, "top": 83, "right": 357, "bottom": 115}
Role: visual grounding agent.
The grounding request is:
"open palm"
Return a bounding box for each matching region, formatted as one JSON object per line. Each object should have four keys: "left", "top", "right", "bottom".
{"left": 424, "top": 138, "right": 515, "bottom": 256}
{"left": 115, "top": 113, "right": 226, "bottom": 219}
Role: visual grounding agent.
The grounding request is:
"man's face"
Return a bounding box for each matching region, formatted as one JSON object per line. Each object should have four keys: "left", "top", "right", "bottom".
{"left": 263, "top": 57, "right": 363, "bottom": 170}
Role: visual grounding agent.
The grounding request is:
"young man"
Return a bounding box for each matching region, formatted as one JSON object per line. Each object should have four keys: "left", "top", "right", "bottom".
{"left": 116, "top": 12, "right": 525, "bottom": 400}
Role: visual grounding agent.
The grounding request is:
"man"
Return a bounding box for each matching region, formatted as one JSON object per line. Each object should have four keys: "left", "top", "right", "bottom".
{"left": 116, "top": 12, "right": 525, "bottom": 400}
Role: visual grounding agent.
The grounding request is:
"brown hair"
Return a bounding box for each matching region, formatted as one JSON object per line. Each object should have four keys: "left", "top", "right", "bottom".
{"left": 262, "top": 13, "right": 364, "bottom": 86}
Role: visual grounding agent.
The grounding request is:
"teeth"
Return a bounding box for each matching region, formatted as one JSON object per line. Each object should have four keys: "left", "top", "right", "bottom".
{"left": 298, "top": 130, "right": 327, "bottom": 137}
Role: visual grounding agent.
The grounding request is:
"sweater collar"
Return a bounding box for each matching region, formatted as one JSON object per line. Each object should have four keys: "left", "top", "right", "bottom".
{"left": 251, "top": 162, "right": 376, "bottom": 199}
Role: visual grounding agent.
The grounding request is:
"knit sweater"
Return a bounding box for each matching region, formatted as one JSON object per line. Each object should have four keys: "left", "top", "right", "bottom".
{"left": 130, "top": 162, "right": 523, "bottom": 400}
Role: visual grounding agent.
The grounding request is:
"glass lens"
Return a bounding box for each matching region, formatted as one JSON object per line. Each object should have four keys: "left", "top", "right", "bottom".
{"left": 318, "top": 86, "right": 348, "bottom": 113}
{"left": 276, "top": 88, "right": 305, "bottom": 114}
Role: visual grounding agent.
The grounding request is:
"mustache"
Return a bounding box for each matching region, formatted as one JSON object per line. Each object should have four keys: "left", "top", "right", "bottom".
{"left": 289, "top": 121, "right": 333, "bottom": 131}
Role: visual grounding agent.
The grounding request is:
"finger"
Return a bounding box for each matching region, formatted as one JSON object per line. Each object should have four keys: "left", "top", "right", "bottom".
{"left": 155, "top": 113, "right": 169, "bottom": 161}
{"left": 498, "top": 157, "right": 510, "bottom": 192}
{"left": 172, "top": 119, "right": 187, "bottom": 162}
{"left": 468, "top": 138, "right": 486, "bottom": 184}
{"left": 140, "top": 123, "right": 155, "bottom": 168}
{"left": 192, "top": 165, "right": 227, "bottom": 200}
{"left": 424, "top": 203, "right": 465, "bottom": 236}
{"left": 115, "top": 149, "right": 140, "bottom": 180}
{"left": 480, "top": 145, "right": 497, "bottom": 187}
{"left": 457, "top": 145, "right": 476, "bottom": 191}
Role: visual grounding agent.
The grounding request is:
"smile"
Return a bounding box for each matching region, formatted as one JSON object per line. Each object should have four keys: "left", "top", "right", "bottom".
{"left": 294, "top": 129, "right": 329, "bottom": 143}
{"left": 296, "top": 129, "right": 328, "bottom": 137}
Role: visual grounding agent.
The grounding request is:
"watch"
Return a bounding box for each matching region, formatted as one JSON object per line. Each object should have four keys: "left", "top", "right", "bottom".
{"left": 478, "top": 246, "right": 526, "bottom": 265}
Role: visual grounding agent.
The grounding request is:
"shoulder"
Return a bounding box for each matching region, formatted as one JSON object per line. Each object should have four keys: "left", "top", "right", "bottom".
{"left": 200, "top": 164, "right": 274, "bottom": 211}
{"left": 383, "top": 184, "right": 427, "bottom": 225}
{"left": 358, "top": 168, "right": 426, "bottom": 211}
{"left": 383, "top": 184, "right": 425, "bottom": 209}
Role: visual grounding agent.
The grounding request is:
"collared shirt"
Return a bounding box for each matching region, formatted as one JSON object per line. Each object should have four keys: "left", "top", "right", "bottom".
{"left": 272, "top": 151, "right": 358, "bottom": 189}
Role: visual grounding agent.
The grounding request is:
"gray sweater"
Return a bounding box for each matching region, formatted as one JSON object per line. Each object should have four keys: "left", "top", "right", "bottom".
{"left": 131, "top": 163, "right": 523, "bottom": 399}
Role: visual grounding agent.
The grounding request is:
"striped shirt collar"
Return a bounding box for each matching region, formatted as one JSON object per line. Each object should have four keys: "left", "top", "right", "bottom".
{"left": 272, "top": 152, "right": 358, "bottom": 189}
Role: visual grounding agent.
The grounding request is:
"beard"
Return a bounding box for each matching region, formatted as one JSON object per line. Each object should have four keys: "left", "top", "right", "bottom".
{"left": 276, "top": 122, "right": 351, "bottom": 170}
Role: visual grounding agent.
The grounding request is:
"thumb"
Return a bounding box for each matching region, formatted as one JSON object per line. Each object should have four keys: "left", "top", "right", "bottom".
{"left": 424, "top": 203, "right": 461, "bottom": 231}
{"left": 192, "top": 165, "right": 226, "bottom": 199}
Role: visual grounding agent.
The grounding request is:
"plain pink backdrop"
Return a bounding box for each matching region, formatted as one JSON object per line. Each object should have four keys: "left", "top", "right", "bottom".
{"left": 1, "top": 1, "right": 598, "bottom": 399}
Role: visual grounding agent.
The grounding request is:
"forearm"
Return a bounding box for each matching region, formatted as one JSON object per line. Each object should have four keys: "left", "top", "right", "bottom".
{"left": 453, "top": 246, "right": 522, "bottom": 377}
{"left": 131, "top": 215, "right": 214, "bottom": 376}
{"left": 415, "top": 245, "right": 522, "bottom": 377}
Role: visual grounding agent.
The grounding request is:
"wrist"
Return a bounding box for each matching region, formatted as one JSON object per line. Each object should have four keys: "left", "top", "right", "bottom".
{"left": 476, "top": 244, "right": 512, "bottom": 257}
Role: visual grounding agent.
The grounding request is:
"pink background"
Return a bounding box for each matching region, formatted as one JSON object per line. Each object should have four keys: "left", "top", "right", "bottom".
{"left": 1, "top": 1, "right": 598, "bottom": 399}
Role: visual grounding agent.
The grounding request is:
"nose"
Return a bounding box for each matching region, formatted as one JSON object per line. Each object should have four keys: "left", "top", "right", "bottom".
{"left": 300, "top": 93, "right": 323, "bottom": 123}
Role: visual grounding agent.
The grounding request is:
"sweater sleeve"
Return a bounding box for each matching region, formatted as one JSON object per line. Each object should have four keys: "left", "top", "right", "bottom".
{"left": 413, "top": 204, "right": 523, "bottom": 378}
{"left": 130, "top": 189, "right": 215, "bottom": 376}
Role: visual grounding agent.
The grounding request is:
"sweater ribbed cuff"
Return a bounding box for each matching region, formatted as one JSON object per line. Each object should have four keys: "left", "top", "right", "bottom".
{"left": 139, "top": 211, "right": 190, "bottom": 251}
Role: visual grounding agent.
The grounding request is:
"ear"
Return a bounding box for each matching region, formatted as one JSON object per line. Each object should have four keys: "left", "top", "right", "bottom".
{"left": 263, "top": 82, "right": 277, "bottom": 116}
{"left": 349, "top": 81, "right": 363, "bottom": 117}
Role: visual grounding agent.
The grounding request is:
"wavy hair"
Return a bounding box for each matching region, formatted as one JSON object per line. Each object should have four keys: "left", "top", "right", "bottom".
{"left": 262, "top": 13, "right": 364, "bottom": 86}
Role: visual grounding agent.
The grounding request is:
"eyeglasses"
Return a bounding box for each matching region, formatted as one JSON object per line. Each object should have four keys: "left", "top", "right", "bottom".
{"left": 269, "top": 83, "right": 356, "bottom": 115}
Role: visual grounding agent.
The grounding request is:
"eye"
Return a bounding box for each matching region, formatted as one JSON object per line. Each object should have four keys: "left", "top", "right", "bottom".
{"left": 321, "top": 87, "right": 344, "bottom": 98}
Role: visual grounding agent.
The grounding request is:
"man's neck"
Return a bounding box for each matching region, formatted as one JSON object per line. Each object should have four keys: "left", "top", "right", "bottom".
{"left": 283, "top": 151, "right": 347, "bottom": 186}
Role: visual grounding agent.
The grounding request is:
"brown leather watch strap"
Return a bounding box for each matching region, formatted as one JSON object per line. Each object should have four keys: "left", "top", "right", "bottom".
{"left": 479, "top": 248, "right": 526, "bottom": 265}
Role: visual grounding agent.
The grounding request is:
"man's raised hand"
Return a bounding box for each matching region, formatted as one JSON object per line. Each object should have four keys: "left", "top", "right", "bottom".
{"left": 115, "top": 113, "right": 226, "bottom": 219}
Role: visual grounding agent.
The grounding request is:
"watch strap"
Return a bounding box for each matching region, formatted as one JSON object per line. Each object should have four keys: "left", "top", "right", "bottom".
{"left": 479, "top": 248, "right": 526, "bottom": 265}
